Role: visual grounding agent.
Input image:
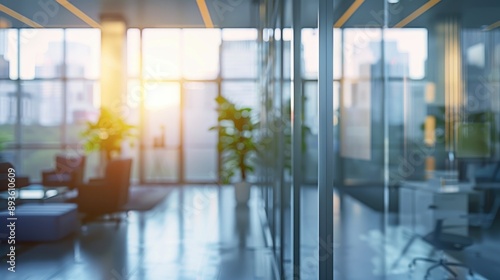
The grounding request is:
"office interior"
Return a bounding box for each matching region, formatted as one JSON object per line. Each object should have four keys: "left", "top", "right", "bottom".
{"left": 0, "top": 0, "right": 499, "bottom": 279}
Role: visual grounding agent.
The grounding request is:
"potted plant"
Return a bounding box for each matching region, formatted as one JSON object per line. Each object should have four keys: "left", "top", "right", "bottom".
{"left": 80, "top": 108, "right": 136, "bottom": 173}
{"left": 211, "top": 96, "right": 257, "bottom": 204}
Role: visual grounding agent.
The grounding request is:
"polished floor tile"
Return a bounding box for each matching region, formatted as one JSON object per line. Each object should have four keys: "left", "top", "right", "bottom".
{"left": 0, "top": 186, "right": 276, "bottom": 280}
{"left": 292, "top": 186, "right": 493, "bottom": 280}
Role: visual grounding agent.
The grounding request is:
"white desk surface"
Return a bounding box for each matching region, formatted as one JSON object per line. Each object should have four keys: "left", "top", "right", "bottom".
{"left": 401, "top": 180, "right": 477, "bottom": 194}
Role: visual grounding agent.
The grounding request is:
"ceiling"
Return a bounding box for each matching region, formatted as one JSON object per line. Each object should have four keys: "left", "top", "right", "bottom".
{"left": 0, "top": 0, "right": 498, "bottom": 29}
{"left": 0, "top": 0, "right": 260, "bottom": 28}
{"left": 336, "top": 0, "right": 500, "bottom": 29}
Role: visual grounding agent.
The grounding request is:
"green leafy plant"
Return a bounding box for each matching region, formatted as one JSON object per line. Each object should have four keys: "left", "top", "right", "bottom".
{"left": 211, "top": 96, "right": 257, "bottom": 184}
{"left": 80, "top": 108, "right": 136, "bottom": 161}
{"left": 420, "top": 106, "right": 497, "bottom": 148}
{"left": 257, "top": 97, "right": 311, "bottom": 175}
{"left": 0, "top": 135, "right": 7, "bottom": 152}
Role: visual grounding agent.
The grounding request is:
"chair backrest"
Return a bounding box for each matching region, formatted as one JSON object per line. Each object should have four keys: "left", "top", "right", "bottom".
{"left": 0, "top": 162, "right": 14, "bottom": 174}
{"left": 55, "top": 155, "right": 86, "bottom": 185}
{"left": 56, "top": 155, "right": 85, "bottom": 173}
{"left": 0, "top": 162, "right": 15, "bottom": 192}
{"left": 104, "top": 158, "right": 132, "bottom": 207}
{"left": 424, "top": 219, "right": 473, "bottom": 251}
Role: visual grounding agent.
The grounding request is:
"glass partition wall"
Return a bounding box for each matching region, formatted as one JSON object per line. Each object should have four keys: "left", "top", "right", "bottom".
{"left": 333, "top": 1, "right": 500, "bottom": 280}
{"left": 258, "top": 0, "right": 500, "bottom": 279}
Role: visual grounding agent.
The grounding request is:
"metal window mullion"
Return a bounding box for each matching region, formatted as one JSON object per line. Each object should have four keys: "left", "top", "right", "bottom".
{"left": 278, "top": 0, "right": 286, "bottom": 277}
{"left": 15, "top": 29, "right": 21, "bottom": 167}
{"left": 318, "top": 0, "right": 334, "bottom": 279}
{"left": 292, "top": 0, "right": 302, "bottom": 278}
{"left": 179, "top": 78, "right": 185, "bottom": 183}
{"left": 217, "top": 40, "right": 223, "bottom": 185}
{"left": 381, "top": 0, "right": 390, "bottom": 274}
{"left": 179, "top": 31, "right": 185, "bottom": 184}
{"left": 139, "top": 28, "right": 146, "bottom": 184}
{"left": 62, "top": 29, "right": 67, "bottom": 151}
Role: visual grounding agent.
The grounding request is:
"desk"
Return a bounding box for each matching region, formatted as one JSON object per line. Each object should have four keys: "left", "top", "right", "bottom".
{"left": 400, "top": 181, "right": 475, "bottom": 236}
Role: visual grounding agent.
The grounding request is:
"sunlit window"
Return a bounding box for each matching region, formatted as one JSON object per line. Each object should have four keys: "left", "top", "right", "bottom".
{"left": 182, "top": 29, "right": 221, "bottom": 79}
{"left": 143, "top": 29, "right": 181, "bottom": 80}
{"left": 65, "top": 29, "right": 100, "bottom": 79}
{"left": 20, "top": 29, "right": 64, "bottom": 79}
{"left": 127, "top": 29, "right": 141, "bottom": 78}
{"left": 384, "top": 29, "right": 427, "bottom": 79}
{"left": 0, "top": 29, "right": 18, "bottom": 79}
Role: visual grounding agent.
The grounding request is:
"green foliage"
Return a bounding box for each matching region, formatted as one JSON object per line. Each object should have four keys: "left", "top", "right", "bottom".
{"left": 259, "top": 98, "right": 311, "bottom": 174}
{"left": 0, "top": 134, "right": 12, "bottom": 162}
{"left": 211, "top": 96, "right": 257, "bottom": 184}
{"left": 0, "top": 134, "right": 8, "bottom": 152}
{"left": 80, "top": 108, "right": 136, "bottom": 160}
{"left": 420, "top": 106, "right": 497, "bottom": 149}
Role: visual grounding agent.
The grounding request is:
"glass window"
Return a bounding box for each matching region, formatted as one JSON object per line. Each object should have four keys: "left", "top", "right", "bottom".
{"left": 221, "top": 38, "right": 258, "bottom": 78}
{"left": 0, "top": 81, "right": 16, "bottom": 143}
{"left": 183, "top": 82, "right": 218, "bottom": 181}
{"left": 66, "top": 81, "right": 100, "bottom": 143}
{"left": 384, "top": 29, "right": 427, "bottom": 79}
{"left": 343, "top": 28, "right": 382, "bottom": 79}
{"left": 222, "top": 28, "right": 258, "bottom": 41}
{"left": 143, "top": 29, "right": 181, "bottom": 80}
{"left": 20, "top": 81, "right": 63, "bottom": 143}
{"left": 144, "top": 149, "right": 179, "bottom": 182}
{"left": 222, "top": 82, "right": 259, "bottom": 111}
{"left": 142, "top": 81, "right": 181, "bottom": 183}
{"left": 0, "top": 29, "right": 18, "bottom": 79}
{"left": 20, "top": 29, "right": 64, "bottom": 79}
{"left": 20, "top": 149, "right": 63, "bottom": 181}
{"left": 128, "top": 29, "right": 140, "bottom": 78}
{"left": 144, "top": 82, "right": 181, "bottom": 147}
{"left": 182, "top": 29, "right": 221, "bottom": 80}
{"left": 302, "top": 28, "right": 342, "bottom": 79}
{"left": 65, "top": 29, "right": 100, "bottom": 79}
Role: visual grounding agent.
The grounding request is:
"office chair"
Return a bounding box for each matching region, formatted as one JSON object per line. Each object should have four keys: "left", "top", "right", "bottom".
{"left": 76, "top": 158, "right": 132, "bottom": 225}
{"left": 42, "top": 155, "right": 86, "bottom": 190}
{"left": 0, "top": 162, "right": 30, "bottom": 191}
{"left": 409, "top": 219, "right": 474, "bottom": 279}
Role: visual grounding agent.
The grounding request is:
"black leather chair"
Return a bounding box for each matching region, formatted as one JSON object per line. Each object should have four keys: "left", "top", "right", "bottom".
{"left": 76, "top": 158, "right": 132, "bottom": 222}
{"left": 409, "top": 219, "right": 474, "bottom": 279}
{"left": 42, "top": 155, "right": 86, "bottom": 190}
{"left": 0, "top": 162, "right": 30, "bottom": 191}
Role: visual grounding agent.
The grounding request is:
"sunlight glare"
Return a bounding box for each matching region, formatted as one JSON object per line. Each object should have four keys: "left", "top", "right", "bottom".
{"left": 145, "top": 83, "right": 181, "bottom": 110}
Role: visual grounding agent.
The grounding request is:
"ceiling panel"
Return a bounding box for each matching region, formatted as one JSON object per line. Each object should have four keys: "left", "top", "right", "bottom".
{"left": 0, "top": 0, "right": 498, "bottom": 29}
{"left": 0, "top": 0, "right": 259, "bottom": 28}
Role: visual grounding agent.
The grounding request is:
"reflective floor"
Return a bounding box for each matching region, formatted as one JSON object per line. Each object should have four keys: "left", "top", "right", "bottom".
{"left": 0, "top": 185, "right": 496, "bottom": 280}
{"left": 296, "top": 186, "right": 493, "bottom": 280}
{"left": 0, "top": 186, "right": 276, "bottom": 280}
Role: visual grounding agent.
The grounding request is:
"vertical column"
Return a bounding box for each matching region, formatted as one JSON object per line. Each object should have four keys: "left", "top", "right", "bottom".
{"left": 100, "top": 16, "right": 127, "bottom": 111}
{"left": 318, "top": 0, "right": 334, "bottom": 279}
{"left": 278, "top": 0, "right": 286, "bottom": 277}
{"left": 292, "top": 0, "right": 302, "bottom": 277}
{"left": 428, "top": 16, "right": 462, "bottom": 159}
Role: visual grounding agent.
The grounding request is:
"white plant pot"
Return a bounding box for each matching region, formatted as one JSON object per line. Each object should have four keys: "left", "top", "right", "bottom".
{"left": 234, "top": 182, "right": 251, "bottom": 205}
